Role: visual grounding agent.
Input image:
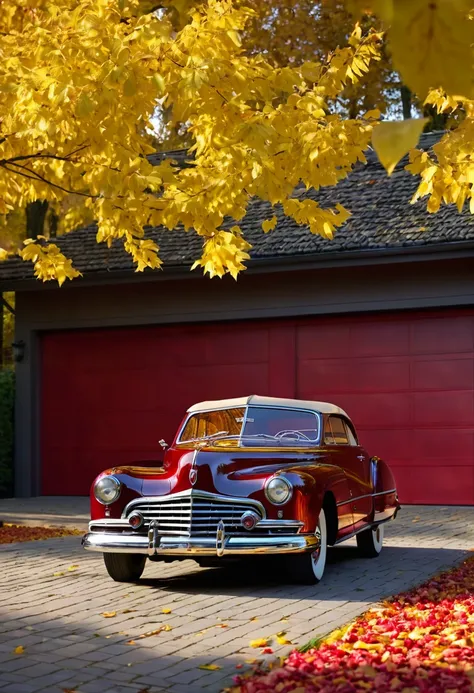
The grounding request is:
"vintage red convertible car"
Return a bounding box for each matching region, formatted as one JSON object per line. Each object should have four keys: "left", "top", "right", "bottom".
{"left": 82, "top": 395, "right": 400, "bottom": 584}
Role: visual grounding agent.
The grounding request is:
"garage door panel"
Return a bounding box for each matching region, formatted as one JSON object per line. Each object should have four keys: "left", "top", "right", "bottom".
{"left": 393, "top": 465, "right": 474, "bottom": 505}
{"left": 412, "top": 428, "right": 474, "bottom": 462}
{"left": 356, "top": 428, "right": 413, "bottom": 462}
{"left": 346, "top": 321, "right": 410, "bottom": 357}
{"left": 298, "top": 358, "right": 410, "bottom": 394}
{"left": 298, "top": 324, "right": 351, "bottom": 359}
{"left": 412, "top": 358, "right": 474, "bottom": 391}
{"left": 413, "top": 391, "right": 474, "bottom": 425}
{"left": 411, "top": 317, "right": 474, "bottom": 354}
{"left": 204, "top": 328, "right": 269, "bottom": 365}
{"left": 326, "top": 393, "right": 413, "bottom": 428}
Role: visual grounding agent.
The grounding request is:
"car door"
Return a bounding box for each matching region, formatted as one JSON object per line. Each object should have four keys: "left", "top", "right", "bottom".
{"left": 325, "top": 415, "right": 372, "bottom": 528}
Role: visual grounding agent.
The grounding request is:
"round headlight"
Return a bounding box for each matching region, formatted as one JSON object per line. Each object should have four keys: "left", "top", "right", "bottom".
{"left": 94, "top": 476, "right": 121, "bottom": 505}
{"left": 265, "top": 476, "right": 292, "bottom": 505}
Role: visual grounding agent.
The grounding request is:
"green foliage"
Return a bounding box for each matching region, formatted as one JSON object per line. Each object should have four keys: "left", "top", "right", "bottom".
{"left": 0, "top": 369, "right": 14, "bottom": 497}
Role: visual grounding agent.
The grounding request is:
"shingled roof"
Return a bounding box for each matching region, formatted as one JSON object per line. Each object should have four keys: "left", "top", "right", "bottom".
{"left": 2, "top": 131, "right": 473, "bottom": 284}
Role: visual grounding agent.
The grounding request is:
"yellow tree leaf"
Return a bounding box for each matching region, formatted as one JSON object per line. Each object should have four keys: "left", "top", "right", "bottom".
{"left": 388, "top": 0, "right": 474, "bottom": 100}
{"left": 101, "top": 611, "right": 117, "bottom": 618}
{"left": 262, "top": 216, "right": 277, "bottom": 233}
{"left": 198, "top": 664, "right": 221, "bottom": 671}
{"left": 162, "top": 608, "right": 172, "bottom": 614}
{"left": 372, "top": 119, "right": 428, "bottom": 176}
{"left": 14, "top": 646, "right": 24, "bottom": 655}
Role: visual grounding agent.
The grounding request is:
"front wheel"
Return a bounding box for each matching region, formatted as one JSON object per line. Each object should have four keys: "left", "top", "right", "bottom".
{"left": 103, "top": 553, "right": 146, "bottom": 582}
{"left": 356, "top": 524, "right": 384, "bottom": 558}
{"left": 286, "top": 508, "right": 327, "bottom": 584}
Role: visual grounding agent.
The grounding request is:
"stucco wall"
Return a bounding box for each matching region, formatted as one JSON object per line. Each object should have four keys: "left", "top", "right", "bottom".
{"left": 13, "top": 257, "right": 474, "bottom": 496}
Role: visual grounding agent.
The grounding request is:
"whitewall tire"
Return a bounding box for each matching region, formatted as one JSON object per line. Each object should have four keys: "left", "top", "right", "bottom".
{"left": 286, "top": 508, "right": 327, "bottom": 584}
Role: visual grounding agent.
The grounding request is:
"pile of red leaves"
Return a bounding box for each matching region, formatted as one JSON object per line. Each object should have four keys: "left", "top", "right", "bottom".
{"left": 228, "top": 557, "right": 474, "bottom": 692}
{"left": 0, "top": 523, "right": 82, "bottom": 544}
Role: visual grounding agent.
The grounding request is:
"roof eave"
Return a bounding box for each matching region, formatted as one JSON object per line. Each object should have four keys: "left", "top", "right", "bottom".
{"left": 3, "top": 239, "right": 474, "bottom": 291}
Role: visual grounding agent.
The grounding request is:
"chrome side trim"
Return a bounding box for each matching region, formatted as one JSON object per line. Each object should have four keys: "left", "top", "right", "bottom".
{"left": 122, "top": 489, "right": 266, "bottom": 520}
{"left": 82, "top": 532, "right": 319, "bottom": 556}
{"left": 336, "top": 488, "right": 397, "bottom": 507}
{"left": 332, "top": 513, "right": 396, "bottom": 545}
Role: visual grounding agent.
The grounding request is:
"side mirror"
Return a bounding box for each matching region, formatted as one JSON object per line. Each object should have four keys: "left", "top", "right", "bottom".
{"left": 159, "top": 439, "right": 169, "bottom": 450}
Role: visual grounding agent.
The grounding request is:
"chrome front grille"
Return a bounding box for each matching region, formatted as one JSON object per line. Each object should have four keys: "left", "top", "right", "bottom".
{"left": 124, "top": 492, "right": 263, "bottom": 537}
{"left": 126, "top": 496, "right": 192, "bottom": 535}
{"left": 191, "top": 498, "right": 262, "bottom": 535}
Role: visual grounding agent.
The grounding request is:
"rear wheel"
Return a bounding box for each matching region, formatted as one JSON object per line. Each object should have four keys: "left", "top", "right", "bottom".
{"left": 356, "top": 524, "right": 384, "bottom": 558}
{"left": 286, "top": 509, "right": 327, "bottom": 584}
{"left": 103, "top": 553, "right": 146, "bottom": 582}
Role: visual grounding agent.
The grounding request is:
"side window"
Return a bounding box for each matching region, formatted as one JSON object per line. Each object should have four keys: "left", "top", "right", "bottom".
{"left": 324, "top": 418, "right": 335, "bottom": 445}
{"left": 328, "top": 416, "right": 349, "bottom": 445}
{"left": 344, "top": 421, "right": 358, "bottom": 446}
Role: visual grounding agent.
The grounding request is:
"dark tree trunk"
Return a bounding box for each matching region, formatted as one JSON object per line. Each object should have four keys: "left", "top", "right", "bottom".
{"left": 25, "top": 200, "right": 49, "bottom": 239}
{"left": 401, "top": 85, "right": 412, "bottom": 119}
{"left": 48, "top": 208, "right": 59, "bottom": 238}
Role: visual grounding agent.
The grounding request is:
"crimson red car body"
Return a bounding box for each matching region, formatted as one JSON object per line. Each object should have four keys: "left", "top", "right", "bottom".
{"left": 83, "top": 395, "right": 400, "bottom": 584}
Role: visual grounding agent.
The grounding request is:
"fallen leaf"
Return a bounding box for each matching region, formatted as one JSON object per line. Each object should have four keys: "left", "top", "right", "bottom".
{"left": 198, "top": 664, "right": 221, "bottom": 671}
{"left": 67, "top": 565, "right": 79, "bottom": 572}
{"left": 162, "top": 608, "right": 172, "bottom": 614}
{"left": 101, "top": 611, "right": 117, "bottom": 618}
{"left": 279, "top": 616, "right": 289, "bottom": 622}
{"left": 53, "top": 572, "right": 65, "bottom": 577}
{"left": 235, "top": 663, "right": 243, "bottom": 669}
{"left": 250, "top": 616, "right": 258, "bottom": 622}
{"left": 276, "top": 632, "right": 293, "bottom": 646}
{"left": 14, "top": 646, "right": 24, "bottom": 655}
{"left": 250, "top": 638, "right": 270, "bottom": 648}
{"left": 122, "top": 609, "right": 136, "bottom": 614}
{"left": 262, "top": 647, "right": 274, "bottom": 654}
{"left": 216, "top": 623, "right": 229, "bottom": 628}
{"left": 126, "top": 640, "right": 136, "bottom": 645}
{"left": 162, "top": 624, "right": 172, "bottom": 632}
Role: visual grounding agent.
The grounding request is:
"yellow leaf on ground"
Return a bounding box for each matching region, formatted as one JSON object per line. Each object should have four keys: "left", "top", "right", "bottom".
{"left": 198, "top": 663, "right": 221, "bottom": 671}
{"left": 162, "top": 608, "right": 172, "bottom": 614}
{"left": 14, "top": 646, "right": 24, "bottom": 654}
{"left": 126, "top": 640, "right": 136, "bottom": 645}
{"left": 68, "top": 565, "right": 79, "bottom": 571}
{"left": 250, "top": 638, "right": 270, "bottom": 648}
{"left": 162, "top": 625, "right": 172, "bottom": 632}
{"left": 276, "top": 632, "right": 293, "bottom": 645}
{"left": 101, "top": 611, "right": 117, "bottom": 618}
{"left": 372, "top": 119, "right": 428, "bottom": 176}
{"left": 53, "top": 572, "right": 64, "bottom": 577}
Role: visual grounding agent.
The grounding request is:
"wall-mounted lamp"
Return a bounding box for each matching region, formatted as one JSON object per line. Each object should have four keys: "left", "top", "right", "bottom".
{"left": 12, "top": 340, "right": 25, "bottom": 363}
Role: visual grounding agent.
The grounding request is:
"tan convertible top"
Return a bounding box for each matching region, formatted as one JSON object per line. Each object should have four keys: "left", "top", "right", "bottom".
{"left": 187, "top": 395, "right": 349, "bottom": 418}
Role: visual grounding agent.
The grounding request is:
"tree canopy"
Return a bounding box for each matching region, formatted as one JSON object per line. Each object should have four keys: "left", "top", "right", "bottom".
{"left": 0, "top": 0, "right": 472, "bottom": 283}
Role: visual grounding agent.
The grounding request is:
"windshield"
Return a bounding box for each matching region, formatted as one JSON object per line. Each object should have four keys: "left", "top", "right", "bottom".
{"left": 178, "top": 406, "right": 320, "bottom": 446}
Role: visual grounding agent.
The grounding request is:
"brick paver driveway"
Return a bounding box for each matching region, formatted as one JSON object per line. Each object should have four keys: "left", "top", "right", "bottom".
{"left": 1, "top": 506, "right": 473, "bottom": 693}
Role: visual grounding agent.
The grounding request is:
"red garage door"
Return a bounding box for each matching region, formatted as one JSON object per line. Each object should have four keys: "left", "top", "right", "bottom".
{"left": 41, "top": 321, "right": 294, "bottom": 495}
{"left": 297, "top": 311, "right": 474, "bottom": 506}
{"left": 41, "top": 310, "right": 474, "bottom": 503}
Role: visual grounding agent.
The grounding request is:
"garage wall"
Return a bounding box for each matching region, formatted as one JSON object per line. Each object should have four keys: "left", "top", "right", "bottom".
{"left": 13, "top": 256, "right": 474, "bottom": 498}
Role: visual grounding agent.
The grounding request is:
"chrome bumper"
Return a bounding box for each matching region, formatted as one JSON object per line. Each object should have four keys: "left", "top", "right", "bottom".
{"left": 82, "top": 523, "right": 318, "bottom": 557}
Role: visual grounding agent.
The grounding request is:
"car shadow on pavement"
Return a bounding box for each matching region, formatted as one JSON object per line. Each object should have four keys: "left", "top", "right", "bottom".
{"left": 139, "top": 544, "right": 469, "bottom": 600}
